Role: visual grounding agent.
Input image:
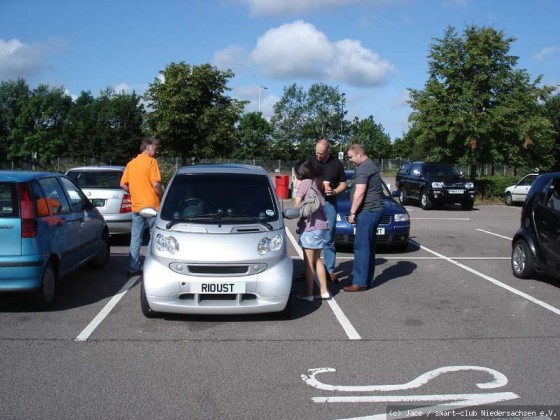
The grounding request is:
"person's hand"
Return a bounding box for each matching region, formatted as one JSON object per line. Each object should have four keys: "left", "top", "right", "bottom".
{"left": 348, "top": 213, "right": 356, "bottom": 224}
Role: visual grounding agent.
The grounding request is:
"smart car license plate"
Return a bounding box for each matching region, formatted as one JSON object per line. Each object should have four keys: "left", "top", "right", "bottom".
{"left": 191, "top": 282, "right": 246, "bottom": 294}
{"left": 448, "top": 189, "right": 464, "bottom": 194}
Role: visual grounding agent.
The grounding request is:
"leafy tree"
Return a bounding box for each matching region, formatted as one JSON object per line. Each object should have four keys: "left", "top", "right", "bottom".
{"left": 348, "top": 116, "right": 392, "bottom": 159}
{"left": 408, "top": 25, "right": 555, "bottom": 175}
{"left": 0, "top": 78, "right": 30, "bottom": 163}
{"left": 144, "top": 62, "right": 247, "bottom": 164}
{"left": 543, "top": 92, "right": 560, "bottom": 170}
{"left": 9, "top": 84, "right": 72, "bottom": 165}
{"left": 233, "top": 112, "right": 271, "bottom": 160}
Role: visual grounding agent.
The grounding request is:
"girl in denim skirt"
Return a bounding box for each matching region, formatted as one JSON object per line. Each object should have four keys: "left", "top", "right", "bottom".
{"left": 294, "top": 160, "right": 330, "bottom": 301}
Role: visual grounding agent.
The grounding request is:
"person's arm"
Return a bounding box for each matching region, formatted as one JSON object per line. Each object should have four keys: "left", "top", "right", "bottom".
{"left": 348, "top": 183, "right": 366, "bottom": 224}
{"left": 121, "top": 183, "right": 130, "bottom": 193}
{"left": 333, "top": 181, "right": 347, "bottom": 196}
{"left": 152, "top": 181, "right": 163, "bottom": 200}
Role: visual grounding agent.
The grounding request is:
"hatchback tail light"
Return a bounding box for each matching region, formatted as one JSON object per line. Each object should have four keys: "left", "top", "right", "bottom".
{"left": 120, "top": 193, "right": 132, "bottom": 214}
{"left": 18, "top": 183, "right": 38, "bottom": 238}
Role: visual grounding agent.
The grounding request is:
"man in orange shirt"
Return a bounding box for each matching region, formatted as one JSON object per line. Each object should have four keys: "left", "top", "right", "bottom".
{"left": 120, "top": 137, "right": 163, "bottom": 277}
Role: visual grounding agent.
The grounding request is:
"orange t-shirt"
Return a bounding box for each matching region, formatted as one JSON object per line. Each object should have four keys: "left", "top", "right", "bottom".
{"left": 120, "top": 154, "right": 161, "bottom": 212}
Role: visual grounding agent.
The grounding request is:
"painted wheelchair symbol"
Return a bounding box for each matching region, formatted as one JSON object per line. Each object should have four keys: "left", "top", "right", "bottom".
{"left": 301, "top": 365, "right": 520, "bottom": 419}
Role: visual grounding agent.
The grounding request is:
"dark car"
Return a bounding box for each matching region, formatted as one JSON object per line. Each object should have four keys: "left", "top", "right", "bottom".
{"left": 0, "top": 171, "right": 110, "bottom": 309}
{"left": 511, "top": 172, "right": 560, "bottom": 280}
{"left": 334, "top": 170, "right": 410, "bottom": 250}
{"left": 395, "top": 162, "right": 475, "bottom": 210}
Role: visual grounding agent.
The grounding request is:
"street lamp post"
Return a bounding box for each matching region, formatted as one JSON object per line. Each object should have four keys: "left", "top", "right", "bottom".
{"left": 258, "top": 85, "right": 267, "bottom": 113}
{"left": 339, "top": 92, "right": 346, "bottom": 153}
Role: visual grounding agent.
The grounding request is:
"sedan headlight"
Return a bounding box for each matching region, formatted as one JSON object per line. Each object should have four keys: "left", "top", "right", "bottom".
{"left": 465, "top": 182, "right": 474, "bottom": 189}
{"left": 394, "top": 213, "right": 410, "bottom": 223}
{"left": 258, "top": 234, "right": 284, "bottom": 255}
{"left": 155, "top": 234, "right": 179, "bottom": 254}
{"left": 431, "top": 182, "right": 444, "bottom": 189}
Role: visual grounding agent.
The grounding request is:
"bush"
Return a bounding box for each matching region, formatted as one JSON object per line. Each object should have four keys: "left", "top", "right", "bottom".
{"left": 476, "top": 176, "right": 518, "bottom": 199}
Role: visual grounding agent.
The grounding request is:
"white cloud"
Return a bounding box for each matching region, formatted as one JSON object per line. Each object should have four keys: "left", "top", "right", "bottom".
{"left": 242, "top": 0, "right": 366, "bottom": 16}
{"left": 249, "top": 20, "right": 394, "bottom": 87}
{"left": 533, "top": 46, "right": 559, "bottom": 62}
{"left": 0, "top": 38, "right": 47, "bottom": 80}
{"left": 212, "top": 45, "right": 249, "bottom": 70}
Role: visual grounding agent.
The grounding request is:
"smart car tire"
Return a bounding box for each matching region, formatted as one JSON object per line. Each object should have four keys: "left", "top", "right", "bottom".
{"left": 35, "top": 262, "right": 56, "bottom": 310}
{"left": 511, "top": 239, "right": 534, "bottom": 279}
{"left": 278, "top": 292, "right": 294, "bottom": 320}
{"left": 140, "top": 281, "right": 159, "bottom": 318}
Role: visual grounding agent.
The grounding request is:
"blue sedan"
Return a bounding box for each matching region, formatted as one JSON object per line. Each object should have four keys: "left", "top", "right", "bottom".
{"left": 334, "top": 170, "right": 410, "bottom": 250}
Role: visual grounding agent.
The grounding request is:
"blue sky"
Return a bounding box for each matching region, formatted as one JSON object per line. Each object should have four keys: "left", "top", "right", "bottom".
{"left": 1, "top": 0, "right": 559, "bottom": 140}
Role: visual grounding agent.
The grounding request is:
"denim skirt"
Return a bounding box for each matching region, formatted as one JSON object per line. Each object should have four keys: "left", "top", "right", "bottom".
{"left": 299, "top": 229, "right": 327, "bottom": 250}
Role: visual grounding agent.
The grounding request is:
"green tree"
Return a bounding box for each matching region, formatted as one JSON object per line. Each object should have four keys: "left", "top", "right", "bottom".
{"left": 233, "top": 112, "right": 271, "bottom": 160}
{"left": 0, "top": 78, "right": 30, "bottom": 164}
{"left": 408, "top": 25, "right": 555, "bottom": 175}
{"left": 144, "top": 62, "right": 247, "bottom": 164}
{"left": 348, "top": 116, "right": 392, "bottom": 159}
{"left": 543, "top": 92, "right": 560, "bottom": 170}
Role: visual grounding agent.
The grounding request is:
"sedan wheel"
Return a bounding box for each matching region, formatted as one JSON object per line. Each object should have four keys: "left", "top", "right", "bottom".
{"left": 505, "top": 193, "right": 513, "bottom": 206}
{"left": 511, "top": 239, "right": 534, "bottom": 279}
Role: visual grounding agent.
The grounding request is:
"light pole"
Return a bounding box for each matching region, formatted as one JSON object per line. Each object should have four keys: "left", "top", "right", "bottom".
{"left": 258, "top": 85, "right": 267, "bottom": 113}
{"left": 339, "top": 92, "right": 346, "bottom": 153}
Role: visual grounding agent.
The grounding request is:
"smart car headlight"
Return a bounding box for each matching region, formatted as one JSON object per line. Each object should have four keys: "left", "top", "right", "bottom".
{"left": 155, "top": 233, "right": 179, "bottom": 254}
{"left": 394, "top": 213, "right": 410, "bottom": 223}
{"left": 465, "top": 182, "right": 474, "bottom": 189}
{"left": 432, "top": 182, "right": 444, "bottom": 189}
{"left": 258, "top": 234, "right": 283, "bottom": 255}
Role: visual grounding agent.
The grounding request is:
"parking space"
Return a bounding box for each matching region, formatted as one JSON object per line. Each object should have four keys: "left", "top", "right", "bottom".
{"left": 1, "top": 203, "right": 559, "bottom": 418}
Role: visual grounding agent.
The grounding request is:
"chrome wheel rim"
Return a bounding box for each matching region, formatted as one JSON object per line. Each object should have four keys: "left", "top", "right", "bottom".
{"left": 512, "top": 244, "right": 525, "bottom": 274}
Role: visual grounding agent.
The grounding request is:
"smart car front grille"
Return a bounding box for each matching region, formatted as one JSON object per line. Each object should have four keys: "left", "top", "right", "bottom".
{"left": 187, "top": 265, "right": 249, "bottom": 275}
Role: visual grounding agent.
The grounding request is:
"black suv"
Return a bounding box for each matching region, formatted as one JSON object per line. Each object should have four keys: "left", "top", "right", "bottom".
{"left": 395, "top": 162, "right": 475, "bottom": 210}
{"left": 511, "top": 172, "right": 560, "bottom": 280}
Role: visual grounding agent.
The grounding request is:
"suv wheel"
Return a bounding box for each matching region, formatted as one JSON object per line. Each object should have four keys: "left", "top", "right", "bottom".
{"left": 461, "top": 200, "right": 474, "bottom": 211}
{"left": 505, "top": 193, "right": 513, "bottom": 206}
{"left": 398, "top": 189, "right": 408, "bottom": 205}
{"left": 420, "top": 190, "right": 433, "bottom": 210}
{"left": 511, "top": 239, "right": 534, "bottom": 279}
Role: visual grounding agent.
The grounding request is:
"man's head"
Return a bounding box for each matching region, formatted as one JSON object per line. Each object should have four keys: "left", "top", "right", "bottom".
{"left": 140, "top": 137, "right": 158, "bottom": 157}
{"left": 347, "top": 144, "right": 368, "bottom": 166}
{"left": 315, "top": 139, "right": 330, "bottom": 163}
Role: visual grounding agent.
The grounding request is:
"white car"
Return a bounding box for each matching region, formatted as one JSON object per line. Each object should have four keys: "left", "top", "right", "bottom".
{"left": 504, "top": 173, "right": 539, "bottom": 206}
{"left": 139, "top": 164, "right": 299, "bottom": 319}
{"left": 65, "top": 166, "right": 132, "bottom": 235}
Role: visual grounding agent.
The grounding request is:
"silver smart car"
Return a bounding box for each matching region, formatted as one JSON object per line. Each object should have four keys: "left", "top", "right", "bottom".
{"left": 139, "top": 164, "right": 299, "bottom": 318}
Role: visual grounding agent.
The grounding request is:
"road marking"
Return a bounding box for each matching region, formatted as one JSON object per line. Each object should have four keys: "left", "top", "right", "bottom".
{"left": 411, "top": 217, "right": 470, "bottom": 221}
{"left": 75, "top": 275, "right": 139, "bottom": 342}
{"left": 302, "top": 366, "right": 520, "bottom": 419}
{"left": 476, "top": 228, "right": 512, "bottom": 240}
{"left": 332, "top": 256, "right": 510, "bottom": 260}
{"left": 285, "top": 227, "right": 361, "bottom": 340}
{"left": 414, "top": 240, "right": 560, "bottom": 316}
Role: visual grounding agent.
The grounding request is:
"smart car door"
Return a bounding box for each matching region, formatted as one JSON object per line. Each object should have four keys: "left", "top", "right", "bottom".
{"left": 535, "top": 179, "right": 560, "bottom": 265}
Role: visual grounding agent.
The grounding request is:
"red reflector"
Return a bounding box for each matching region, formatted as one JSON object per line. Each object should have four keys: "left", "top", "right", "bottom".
{"left": 120, "top": 193, "right": 132, "bottom": 214}
{"left": 18, "top": 183, "right": 38, "bottom": 238}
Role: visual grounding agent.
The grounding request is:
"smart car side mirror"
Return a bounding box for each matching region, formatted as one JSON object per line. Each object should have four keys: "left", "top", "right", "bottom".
{"left": 139, "top": 207, "right": 158, "bottom": 218}
{"left": 283, "top": 208, "right": 300, "bottom": 219}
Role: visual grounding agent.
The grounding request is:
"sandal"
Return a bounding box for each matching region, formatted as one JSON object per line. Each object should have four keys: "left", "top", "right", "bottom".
{"left": 314, "top": 292, "right": 331, "bottom": 300}
{"left": 296, "top": 295, "right": 314, "bottom": 302}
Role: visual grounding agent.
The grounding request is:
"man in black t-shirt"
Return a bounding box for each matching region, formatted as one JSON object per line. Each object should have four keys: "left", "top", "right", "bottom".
{"left": 308, "top": 139, "right": 347, "bottom": 282}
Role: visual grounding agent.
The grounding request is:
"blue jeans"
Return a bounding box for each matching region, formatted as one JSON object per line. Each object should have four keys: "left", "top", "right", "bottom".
{"left": 128, "top": 212, "right": 155, "bottom": 272}
{"left": 352, "top": 209, "right": 384, "bottom": 288}
{"left": 322, "top": 200, "right": 337, "bottom": 273}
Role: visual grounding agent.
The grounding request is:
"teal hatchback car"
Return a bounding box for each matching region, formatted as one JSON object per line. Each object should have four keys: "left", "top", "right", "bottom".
{"left": 0, "top": 171, "right": 110, "bottom": 309}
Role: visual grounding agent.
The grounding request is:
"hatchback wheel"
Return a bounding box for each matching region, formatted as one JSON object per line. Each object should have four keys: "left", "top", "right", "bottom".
{"left": 511, "top": 239, "right": 534, "bottom": 279}
{"left": 89, "top": 230, "right": 110, "bottom": 269}
{"left": 420, "top": 191, "right": 433, "bottom": 210}
{"left": 35, "top": 262, "right": 56, "bottom": 310}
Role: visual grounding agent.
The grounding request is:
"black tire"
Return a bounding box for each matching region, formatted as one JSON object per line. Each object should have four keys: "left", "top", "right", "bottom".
{"left": 34, "top": 262, "right": 56, "bottom": 310}
{"left": 278, "top": 291, "right": 294, "bottom": 319}
{"left": 461, "top": 200, "right": 474, "bottom": 211}
{"left": 398, "top": 189, "right": 408, "bottom": 205}
{"left": 505, "top": 193, "right": 513, "bottom": 206}
{"left": 88, "top": 230, "right": 110, "bottom": 269}
{"left": 511, "top": 239, "right": 534, "bottom": 279}
{"left": 394, "top": 239, "right": 409, "bottom": 251}
{"left": 420, "top": 190, "right": 433, "bottom": 210}
{"left": 140, "top": 281, "right": 159, "bottom": 318}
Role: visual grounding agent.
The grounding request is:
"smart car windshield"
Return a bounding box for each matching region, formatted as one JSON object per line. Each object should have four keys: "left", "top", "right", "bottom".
{"left": 161, "top": 173, "right": 278, "bottom": 223}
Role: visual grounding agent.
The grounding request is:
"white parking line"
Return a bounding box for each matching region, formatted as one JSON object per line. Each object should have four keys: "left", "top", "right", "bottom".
{"left": 476, "top": 228, "right": 513, "bottom": 240}
{"left": 285, "top": 228, "right": 362, "bottom": 340}
{"left": 413, "top": 239, "right": 560, "bottom": 317}
{"left": 75, "top": 276, "right": 139, "bottom": 342}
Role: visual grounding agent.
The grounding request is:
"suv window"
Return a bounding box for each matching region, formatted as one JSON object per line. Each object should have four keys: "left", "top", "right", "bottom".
{"left": 411, "top": 163, "right": 422, "bottom": 176}
{"left": 423, "top": 164, "right": 460, "bottom": 177}
{"left": 161, "top": 173, "right": 278, "bottom": 222}
{"left": 0, "top": 182, "right": 17, "bottom": 218}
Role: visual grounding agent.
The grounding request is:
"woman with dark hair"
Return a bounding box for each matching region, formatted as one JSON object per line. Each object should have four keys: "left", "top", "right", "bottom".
{"left": 294, "top": 160, "right": 330, "bottom": 301}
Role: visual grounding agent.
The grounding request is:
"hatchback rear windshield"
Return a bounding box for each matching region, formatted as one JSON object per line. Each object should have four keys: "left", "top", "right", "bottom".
{"left": 0, "top": 182, "right": 17, "bottom": 218}
{"left": 67, "top": 170, "right": 123, "bottom": 189}
{"left": 161, "top": 173, "right": 278, "bottom": 222}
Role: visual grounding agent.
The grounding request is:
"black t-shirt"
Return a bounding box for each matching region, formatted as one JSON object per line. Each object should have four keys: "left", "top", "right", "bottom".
{"left": 308, "top": 154, "right": 347, "bottom": 202}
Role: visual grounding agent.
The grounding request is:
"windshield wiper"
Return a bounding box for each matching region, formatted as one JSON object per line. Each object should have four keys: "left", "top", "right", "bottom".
{"left": 166, "top": 214, "right": 273, "bottom": 231}
{"left": 166, "top": 214, "right": 217, "bottom": 229}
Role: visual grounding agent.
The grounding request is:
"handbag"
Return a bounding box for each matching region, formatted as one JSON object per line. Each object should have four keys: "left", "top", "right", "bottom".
{"left": 297, "top": 183, "right": 321, "bottom": 218}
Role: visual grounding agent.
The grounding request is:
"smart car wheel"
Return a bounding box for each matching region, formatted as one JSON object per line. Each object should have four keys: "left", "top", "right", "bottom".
{"left": 505, "top": 193, "right": 513, "bottom": 206}
{"left": 140, "top": 281, "right": 159, "bottom": 318}
{"left": 88, "top": 230, "right": 110, "bottom": 269}
{"left": 278, "top": 290, "right": 294, "bottom": 319}
{"left": 420, "top": 190, "right": 433, "bottom": 210}
{"left": 35, "top": 262, "right": 56, "bottom": 310}
{"left": 511, "top": 239, "right": 534, "bottom": 279}
{"left": 399, "top": 189, "right": 408, "bottom": 205}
